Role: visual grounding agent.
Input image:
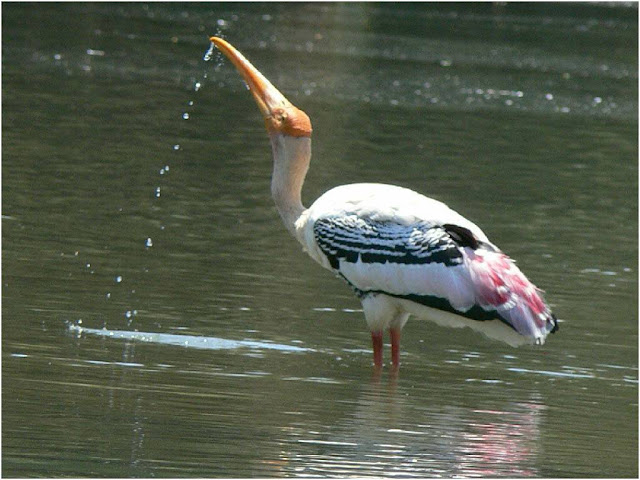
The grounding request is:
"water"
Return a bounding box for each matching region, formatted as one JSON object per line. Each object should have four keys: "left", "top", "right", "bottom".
{"left": 3, "top": 3, "right": 637, "bottom": 477}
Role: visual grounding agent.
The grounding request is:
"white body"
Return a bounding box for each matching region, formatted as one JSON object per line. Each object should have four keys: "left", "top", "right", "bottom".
{"left": 295, "top": 183, "right": 550, "bottom": 347}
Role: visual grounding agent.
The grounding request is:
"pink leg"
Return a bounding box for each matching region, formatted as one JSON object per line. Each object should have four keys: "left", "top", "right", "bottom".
{"left": 371, "top": 330, "right": 383, "bottom": 367}
{"left": 390, "top": 327, "right": 401, "bottom": 367}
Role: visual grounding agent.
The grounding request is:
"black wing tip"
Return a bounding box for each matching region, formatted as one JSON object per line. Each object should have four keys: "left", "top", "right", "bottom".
{"left": 442, "top": 224, "right": 480, "bottom": 249}
{"left": 549, "top": 313, "right": 560, "bottom": 334}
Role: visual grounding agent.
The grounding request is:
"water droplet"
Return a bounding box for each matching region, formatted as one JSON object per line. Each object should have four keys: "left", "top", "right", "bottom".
{"left": 106, "top": 292, "right": 111, "bottom": 299}
{"left": 173, "top": 144, "right": 180, "bottom": 150}
{"left": 115, "top": 275, "right": 123, "bottom": 283}
{"left": 159, "top": 168, "right": 165, "bottom": 175}
{"left": 545, "top": 93, "right": 554, "bottom": 100}
{"left": 188, "top": 100, "right": 194, "bottom": 106}
{"left": 164, "top": 165, "right": 169, "bottom": 172}
{"left": 85, "top": 263, "right": 91, "bottom": 268}
{"left": 203, "top": 43, "right": 215, "bottom": 62}
{"left": 593, "top": 96, "right": 602, "bottom": 104}
{"left": 194, "top": 82, "right": 202, "bottom": 91}
{"left": 145, "top": 237, "right": 153, "bottom": 248}
{"left": 182, "top": 112, "right": 190, "bottom": 120}
{"left": 155, "top": 187, "right": 161, "bottom": 198}
{"left": 125, "top": 310, "right": 133, "bottom": 319}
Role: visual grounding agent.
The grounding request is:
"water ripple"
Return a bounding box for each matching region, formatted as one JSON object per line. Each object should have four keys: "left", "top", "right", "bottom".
{"left": 68, "top": 323, "right": 312, "bottom": 353}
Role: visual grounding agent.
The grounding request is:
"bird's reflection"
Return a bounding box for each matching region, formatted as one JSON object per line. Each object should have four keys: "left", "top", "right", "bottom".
{"left": 270, "top": 377, "right": 545, "bottom": 477}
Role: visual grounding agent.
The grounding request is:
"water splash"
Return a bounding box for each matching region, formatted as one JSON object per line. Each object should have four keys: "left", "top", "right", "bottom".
{"left": 68, "top": 323, "right": 312, "bottom": 353}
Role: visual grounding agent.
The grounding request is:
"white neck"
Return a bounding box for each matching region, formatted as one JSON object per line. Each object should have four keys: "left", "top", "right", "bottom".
{"left": 269, "top": 134, "right": 311, "bottom": 237}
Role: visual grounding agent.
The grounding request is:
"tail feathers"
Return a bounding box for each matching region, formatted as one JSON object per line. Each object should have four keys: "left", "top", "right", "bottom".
{"left": 466, "top": 249, "right": 558, "bottom": 342}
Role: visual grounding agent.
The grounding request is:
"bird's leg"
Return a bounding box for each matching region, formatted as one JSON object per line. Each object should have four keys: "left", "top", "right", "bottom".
{"left": 390, "top": 327, "right": 401, "bottom": 367}
{"left": 363, "top": 295, "right": 407, "bottom": 368}
{"left": 371, "top": 330, "right": 384, "bottom": 368}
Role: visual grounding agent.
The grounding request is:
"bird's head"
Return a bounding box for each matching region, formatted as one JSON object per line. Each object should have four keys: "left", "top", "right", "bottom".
{"left": 210, "top": 37, "right": 312, "bottom": 139}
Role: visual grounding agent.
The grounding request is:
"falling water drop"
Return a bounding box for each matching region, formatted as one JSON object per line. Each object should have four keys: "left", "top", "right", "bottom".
{"left": 145, "top": 237, "right": 153, "bottom": 248}
{"left": 115, "top": 275, "right": 123, "bottom": 283}
{"left": 182, "top": 112, "right": 190, "bottom": 120}
{"left": 173, "top": 144, "right": 180, "bottom": 150}
{"left": 155, "top": 187, "right": 161, "bottom": 198}
{"left": 203, "top": 44, "right": 215, "bottom": 62}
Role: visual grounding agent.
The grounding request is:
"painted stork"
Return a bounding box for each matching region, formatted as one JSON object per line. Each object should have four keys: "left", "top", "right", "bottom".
{"left": 210, "top": 37, "right": 558, "bottom": 368}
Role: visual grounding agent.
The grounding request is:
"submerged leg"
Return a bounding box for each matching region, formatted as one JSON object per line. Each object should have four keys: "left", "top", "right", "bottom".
{"left": 371, "top": 330, "right": 383, "bottom": 367}
{"left": 390, "top": 327, "right": 401, "bottom": 367}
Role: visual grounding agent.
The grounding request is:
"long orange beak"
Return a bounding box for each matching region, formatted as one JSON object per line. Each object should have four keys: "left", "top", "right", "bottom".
{"left": 210, "top": 37, "right": 312, "bottom": 137}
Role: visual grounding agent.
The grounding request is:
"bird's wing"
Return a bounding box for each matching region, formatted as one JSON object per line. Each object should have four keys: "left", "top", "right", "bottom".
{"left": 313, "top": 213, "right": 557, "bottom": 338}
{"left": 314, "top": 214, "right": 470, "bottom": 269}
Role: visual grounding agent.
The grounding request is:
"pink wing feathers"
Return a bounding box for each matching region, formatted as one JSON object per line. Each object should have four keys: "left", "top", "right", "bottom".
{"left": 465, "top": 248, "right": 557, "bottom": 341}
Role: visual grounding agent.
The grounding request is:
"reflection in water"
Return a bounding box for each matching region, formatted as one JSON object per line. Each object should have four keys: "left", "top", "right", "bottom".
{"left": 270, "top": 381, "right": 544, "bottom": 477}
{"left": 454, "top": 403, "right": 544, "bottom": 477}
{"left": 68, "top": 321, "right": 547, "bottom": 477}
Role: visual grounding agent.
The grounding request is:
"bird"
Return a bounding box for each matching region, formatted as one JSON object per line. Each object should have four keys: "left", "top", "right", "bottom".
{"left": 210, "top": 37, "right": 558, "bottom": 368}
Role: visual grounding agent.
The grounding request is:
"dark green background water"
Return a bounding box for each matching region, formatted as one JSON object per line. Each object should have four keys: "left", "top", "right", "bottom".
{"left": 3, "top": 3, "right": 637, "bottom": 477}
